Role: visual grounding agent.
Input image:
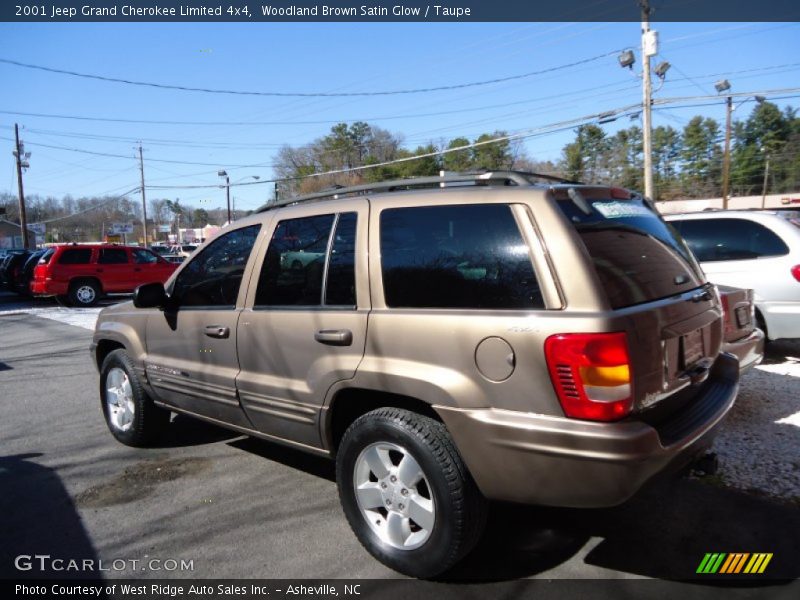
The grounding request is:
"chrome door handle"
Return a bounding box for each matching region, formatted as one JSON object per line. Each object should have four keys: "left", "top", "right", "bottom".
{"left": 314, "top": 329, "right": 353, "bottom": 346}
{"left": 204, "top": 325, "right": 230, "bottom": 339}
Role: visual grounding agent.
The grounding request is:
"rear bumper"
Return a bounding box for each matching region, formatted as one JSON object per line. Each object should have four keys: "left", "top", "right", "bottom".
{"left": 30, "top": 279, "right": 67, "bottom": 296}
{"left": 722, "top": 328, "right": 765, "bottom": 374}
{"left": 759, "top": 301, "right": 800, "bottom": 340}
{"left": 435, "top": 353, "right": 739, "bottom": 508}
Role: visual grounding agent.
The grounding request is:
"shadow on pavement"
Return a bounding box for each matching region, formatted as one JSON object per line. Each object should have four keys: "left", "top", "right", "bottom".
{"left": 0, "top": 453, "right": 102, "bottom": 580}
{"left": 227, "top": 437, "right": 336, "bottom": 482}
{"left": 761, "top": 339, "right": 800, "bottom": 365}
{"left": 147, "top": 414, "right": 241, "bottom": 448}
{"left": 448, "top": 476, "right": 799, "bottom": 584}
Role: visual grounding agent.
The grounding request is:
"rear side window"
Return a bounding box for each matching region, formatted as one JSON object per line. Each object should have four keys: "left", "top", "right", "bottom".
{"left": 673, "top": 218, "right": 789, "bottom": 262}
{"left": 380, "top": 204, "right": 543, "bottom": 309}
{"left": 255, "top": 214, "right": 335, "bottom": 306}
{"left": 132, "top": 249, "right": 160, "bottom": 264}
{"left": 58, "top": 248, "right": 92, "bottom": 265}
{"left": 98, "top": 248, "right": 129, "bottom": 264}
{"left": 556, "top": 195, "right": 704, "bottom": 309}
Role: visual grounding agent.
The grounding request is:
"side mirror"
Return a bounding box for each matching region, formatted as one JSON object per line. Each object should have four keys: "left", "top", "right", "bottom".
{"left": 133, "top": 282, "right": 167, "bottom": 309}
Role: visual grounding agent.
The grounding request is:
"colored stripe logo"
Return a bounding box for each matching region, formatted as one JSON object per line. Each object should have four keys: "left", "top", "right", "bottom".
{"left": 696, "top": 553, "right": 773, "bottom": 574}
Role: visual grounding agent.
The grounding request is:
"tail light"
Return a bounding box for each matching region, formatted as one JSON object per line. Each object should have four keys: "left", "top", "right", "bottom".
{"left": 544, "top": 332, "right": 633, "bottom": 422}
{"left": 792, "top": 265, "right": 800, "bottom": 282}
{"left": 719, "top": 292, "right": 733, "bottom": 337}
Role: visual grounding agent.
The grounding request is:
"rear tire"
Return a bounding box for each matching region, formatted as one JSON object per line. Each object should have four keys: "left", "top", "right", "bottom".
{"left": 336, "top": 407, "right": 487, "bottom": 579}
{"left": 69, "top": 279, "right": 101, "bottom": 307}
{"left": 755, "top": 309, "right": 769, "bottom": 342}
{"left": 99, "top": 349, "right": 170, "bottom": 447}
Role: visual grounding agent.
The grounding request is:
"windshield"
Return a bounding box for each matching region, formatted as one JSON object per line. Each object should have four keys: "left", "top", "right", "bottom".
{"left": 557, "top": 194, "right": 705, "bottom": 309}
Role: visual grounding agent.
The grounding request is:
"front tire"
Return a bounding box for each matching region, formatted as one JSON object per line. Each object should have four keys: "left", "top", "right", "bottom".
{"left": 336, "top": 408, "right": 486, "bottom": 579}
{"left": 99, "top": 349, "right": 170, "bottom": 447}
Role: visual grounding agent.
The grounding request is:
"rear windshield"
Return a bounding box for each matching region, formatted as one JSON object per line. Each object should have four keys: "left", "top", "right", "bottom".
{"left": 556, "top": 195, "right": 705, "bottom": 309}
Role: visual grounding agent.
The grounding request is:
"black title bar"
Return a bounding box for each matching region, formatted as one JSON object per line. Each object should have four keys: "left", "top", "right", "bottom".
{"left": 3, "top": 0, "right": 800, "bottom": 22}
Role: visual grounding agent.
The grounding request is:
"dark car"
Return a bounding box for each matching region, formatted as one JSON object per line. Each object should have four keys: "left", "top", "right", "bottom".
{"left": 13, "top": 249, "right": 50, "bottom": 296}
{"left": 1, "top": 250, "right": 32, "bottom": 291}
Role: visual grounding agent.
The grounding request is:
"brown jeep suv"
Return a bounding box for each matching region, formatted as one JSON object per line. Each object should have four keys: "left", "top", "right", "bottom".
{"left": 91, "top": 172, "right": 738, "bottom": 578}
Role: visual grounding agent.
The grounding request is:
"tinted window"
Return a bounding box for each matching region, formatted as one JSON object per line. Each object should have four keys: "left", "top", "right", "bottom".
{"left": 556, "top": 196, "right": 705, "bottom": 309}
{"left": 380, "top": 204, "right": 543, "bottom": 309}
{"left": 58, "top": 248, "right": 92, "bottom": 265}
{"left": 255, "top": 215, "right": 335, "bottom": 306}
{"left": 172, "top": 225, "right": 260, "bottom": 307}
{"left": 39, "top": 248, "right": 55, "bottom": 265}
{"left": 98, "top": 248, "right": 129, "bottom": 264}
{"left": 325, "top": 213, "right": 357, "bottom": 306}
{"left": 673, "top": 218, "right": 789, "bottom": 262}
{"left": 132, "top": 249, "right": 159, "bottom": 264}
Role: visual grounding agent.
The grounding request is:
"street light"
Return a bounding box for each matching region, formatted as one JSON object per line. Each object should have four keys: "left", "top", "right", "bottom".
{"left": 618, "top": 49, "right": 635, "bottom": 69}
{"left": 219, "top": 171, "right": 261, "bottom": 224}
{"left": 714, "top": 79, "right": 731, "bottom": 93}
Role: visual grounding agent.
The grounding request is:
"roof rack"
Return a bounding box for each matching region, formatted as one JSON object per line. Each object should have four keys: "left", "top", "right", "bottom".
{"left": 256, "top": 170, "right": 580, "bottom": 213}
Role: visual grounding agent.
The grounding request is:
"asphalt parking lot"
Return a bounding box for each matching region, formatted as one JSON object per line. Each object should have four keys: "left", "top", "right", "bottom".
{"left": 1, "top": 293, "right": 798, "bottom": 586}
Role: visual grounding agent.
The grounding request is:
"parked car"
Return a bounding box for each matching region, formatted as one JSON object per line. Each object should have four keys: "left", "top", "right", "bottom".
{"left": 0, "top": 250, "right": 32, "bottom": 291}
{"left": 666, "top": 211, "right": 800, "bottom": 340}
{"left": 31, "top": 243, "right": 178, "bottom": 307}
{"left": 92, "top": 172, "right": 737, "bottom": 578}
{"left": 169, "top": 244, "right": 198, "bottom": 257}
{"left": 161, "top": 254, "right": 186, "bottom": 265}
{"left": 717, "top": 285, "right": 764, "bottom": 373}
{"left": 11, "top": 249, "right": 49, "bottom": 296}
{"left": 149, "top": 244, "right": 172, "bottom": 256}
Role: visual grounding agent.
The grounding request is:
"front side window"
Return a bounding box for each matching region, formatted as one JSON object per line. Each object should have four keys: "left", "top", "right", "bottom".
{"left": 673, "top": 218, "right": 789, "bottom": 262}
{"left": 58, "top": 248, "right": 92, "bottom": 265}
{"left": 380, "top": 204, "right": 543, "bottom": 309}
{"left": 255, "top": 214, "right": 335, "bottom": 306}
{"left": 172, "top": 225, "right": 261, "bottom": 307}
{"left": 98, "top": 248, "right": 129, "bottom": 264}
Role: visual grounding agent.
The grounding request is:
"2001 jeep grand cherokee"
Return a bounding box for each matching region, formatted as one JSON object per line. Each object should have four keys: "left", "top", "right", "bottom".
{"left": 91, "top": 171, "right": 738, "bottom": 578}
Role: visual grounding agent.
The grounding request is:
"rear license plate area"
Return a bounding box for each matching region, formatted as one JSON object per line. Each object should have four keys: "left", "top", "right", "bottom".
{"left": 680, "top": 328, "right": 705, "bottom": 369}
{"left": 735, "top": 306, "right": 750, "bottom": 328}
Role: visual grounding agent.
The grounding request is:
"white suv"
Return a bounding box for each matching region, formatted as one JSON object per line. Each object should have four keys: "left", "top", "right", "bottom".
{"left": 666, "top": 211, "right": 800, "bottom": 340}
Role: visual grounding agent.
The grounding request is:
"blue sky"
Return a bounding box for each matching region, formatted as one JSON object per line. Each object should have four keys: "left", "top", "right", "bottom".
{"left": 1, "top": 21, "right": 799, "bottom": 213}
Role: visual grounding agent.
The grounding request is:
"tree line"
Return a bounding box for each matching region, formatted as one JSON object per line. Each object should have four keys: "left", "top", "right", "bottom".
{"left": 275, "top": 100, "right": 799, "bottom": 199}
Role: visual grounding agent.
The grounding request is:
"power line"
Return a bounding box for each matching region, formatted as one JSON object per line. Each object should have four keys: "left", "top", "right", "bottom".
{"left": 4, "top": 61, "right": 797, "bottom": 132}
{"left": 0, "top": 52, "right": 620, "bottom": 98}
{"left": 0, "top": 135, "right": 278, "bottom": 168}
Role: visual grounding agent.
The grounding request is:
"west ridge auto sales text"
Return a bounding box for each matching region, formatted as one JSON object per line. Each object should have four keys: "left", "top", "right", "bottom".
{"left": 17, "top": 584, "right": 358, "bottom": 596}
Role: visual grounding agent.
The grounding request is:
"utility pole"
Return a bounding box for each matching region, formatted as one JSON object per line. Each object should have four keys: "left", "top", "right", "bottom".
{"left": 761, "top": 154, "right": 770, "bottom": 209}
{"left": 138, "top": 144, "right": 148, "bottom": 246}
{"left": 218, "top": 170, "right": 231, "bottom": 224}
{"left": 13, "top": 124, "right": 30, "bottom": 248}
{"left": 640, "top": 0, "right": 655, "bottom": 200}
{"left": 225, "top": 175, "right": 231, "bottom": 224}
{"left": 722, "top": 96, "right": 733, "bottom": 209}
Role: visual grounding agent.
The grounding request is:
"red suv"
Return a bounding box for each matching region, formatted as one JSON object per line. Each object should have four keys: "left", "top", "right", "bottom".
{"left": 31, "top": 244, "right": 178, "bottom": 306}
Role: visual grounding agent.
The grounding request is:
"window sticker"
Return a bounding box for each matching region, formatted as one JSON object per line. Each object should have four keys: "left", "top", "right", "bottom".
{"left": 593, "top": 201, "right": 652, "bottom": 219}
